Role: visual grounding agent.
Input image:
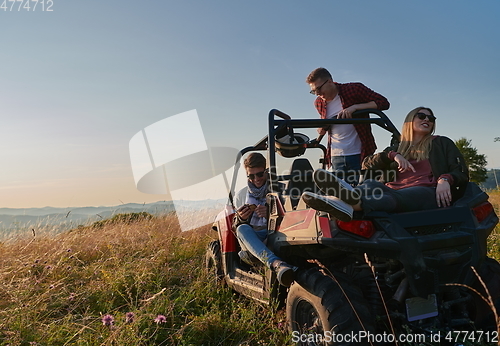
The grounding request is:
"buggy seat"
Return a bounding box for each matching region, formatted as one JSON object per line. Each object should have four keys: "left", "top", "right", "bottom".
{"left": 283, "top": 158, "right": 317, "bottom": 210}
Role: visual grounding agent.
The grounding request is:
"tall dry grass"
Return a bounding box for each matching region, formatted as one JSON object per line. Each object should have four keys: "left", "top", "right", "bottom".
{"left": 487, "top": 189, "right": 500, "bottom": 261}
{"left": 0, "top": 213, "right": 290, "bottom": 345}
{"left": 0, "top": 189, "right": 498, "bottom": 345}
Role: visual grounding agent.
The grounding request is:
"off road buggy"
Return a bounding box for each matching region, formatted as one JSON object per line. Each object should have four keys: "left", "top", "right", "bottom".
{"left": 206, "top": 109, "right": 500, "bottom": 345}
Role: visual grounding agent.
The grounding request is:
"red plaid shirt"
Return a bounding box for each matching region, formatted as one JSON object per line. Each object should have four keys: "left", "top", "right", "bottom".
{"left": 314, "top": 82, "right": 390, "bottom": 168}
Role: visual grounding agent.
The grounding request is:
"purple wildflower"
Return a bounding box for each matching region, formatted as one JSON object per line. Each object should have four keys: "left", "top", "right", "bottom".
{"left": 154, "top": 314, "right": 166, "bottom": 324}
{"left": 102, "top": 314, "right": 114, "bottom": 326}
{"left": 125, "top": 312, "right": 135, "bottom": 324}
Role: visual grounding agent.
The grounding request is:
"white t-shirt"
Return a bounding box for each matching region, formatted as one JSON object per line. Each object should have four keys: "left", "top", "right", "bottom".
{"left": 326, "top": 95, "right": 362, "bottom": 156}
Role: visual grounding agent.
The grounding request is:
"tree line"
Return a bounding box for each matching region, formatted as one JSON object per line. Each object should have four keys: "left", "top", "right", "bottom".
{"left": 455, "top": 137, "right": 498, "bottom": 187}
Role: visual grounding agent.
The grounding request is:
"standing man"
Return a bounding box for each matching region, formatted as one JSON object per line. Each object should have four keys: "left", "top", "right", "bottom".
{"left": 306, "top": 67, "right": 390, "bottom": 180}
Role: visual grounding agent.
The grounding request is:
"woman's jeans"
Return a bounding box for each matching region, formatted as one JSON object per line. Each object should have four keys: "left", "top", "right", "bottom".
{"left": 359, "top": 180, "right": 438, "bottom": 214}
{"left": 236, "top": 224, "right": 280, "bottom": 268}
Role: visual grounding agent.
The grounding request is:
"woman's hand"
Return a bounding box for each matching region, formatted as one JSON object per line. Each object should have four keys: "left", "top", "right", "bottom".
{"left": 436, "top": 178, "right": 452, "bottom": 208}
{"left": 394, "top": 154, "right": 416, "bottom": 173}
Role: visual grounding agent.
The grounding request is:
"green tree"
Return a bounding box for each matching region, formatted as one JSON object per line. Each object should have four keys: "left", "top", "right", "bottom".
{"left": 455, "top": 137, "right": 488, "bottom": 184}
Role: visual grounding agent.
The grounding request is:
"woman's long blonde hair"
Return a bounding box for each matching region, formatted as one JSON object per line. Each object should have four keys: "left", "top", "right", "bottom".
{"left": 397, "top": 107, "right": 436, "bottom": 161}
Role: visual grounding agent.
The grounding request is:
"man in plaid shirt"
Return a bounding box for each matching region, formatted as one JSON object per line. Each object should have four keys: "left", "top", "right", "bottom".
{"left": 306, "top": 67, "right": 390, "bottom": 181}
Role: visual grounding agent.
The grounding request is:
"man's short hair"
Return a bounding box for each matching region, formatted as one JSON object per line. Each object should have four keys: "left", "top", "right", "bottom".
{"left": 244, "top": 152, "right": 266, "bottom": 169}
{"left": 306, "top": 67, "right": 332, "bottom": 84}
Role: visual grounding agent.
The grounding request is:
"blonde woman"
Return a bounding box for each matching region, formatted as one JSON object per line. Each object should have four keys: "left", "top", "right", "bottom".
{"left": 302, "top": 107, "right": 469, "bottom": 221}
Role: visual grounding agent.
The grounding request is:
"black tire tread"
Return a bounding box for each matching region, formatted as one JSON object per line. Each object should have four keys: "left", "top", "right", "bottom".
{"left": 205, "top": 240, "right": 224, "bottom": 283}
{"left": 472, "top": 257, "right": 500, "bottom": 330}
{"left": 288, "top": 267, "right": 373, "bottom": 345}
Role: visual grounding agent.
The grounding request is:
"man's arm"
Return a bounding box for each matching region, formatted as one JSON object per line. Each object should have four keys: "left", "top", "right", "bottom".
{"left": 338, "top": 82, "right": 390, "bottom": 118}
{"left": 338, "top": 101, "right": 377, "bottom": 119}
{"left": 234, "top": 187, "right": 248, "bottom": 209}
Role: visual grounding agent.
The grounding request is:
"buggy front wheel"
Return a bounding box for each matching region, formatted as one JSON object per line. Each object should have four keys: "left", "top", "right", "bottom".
{"left": 205, "top": 240, "right": 224, "bottom": 285}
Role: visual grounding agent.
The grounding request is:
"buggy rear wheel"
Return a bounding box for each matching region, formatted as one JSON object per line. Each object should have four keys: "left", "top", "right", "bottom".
{"left": 287, "top": 268, "right": 373, "bottom": 346}
{"left": 471, "top": 257, "right": 500, "bottom": 330}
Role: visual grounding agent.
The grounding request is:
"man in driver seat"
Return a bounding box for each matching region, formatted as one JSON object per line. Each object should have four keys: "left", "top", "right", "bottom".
{"left": 234, "top": 152, "right": 296, "bottom": 287}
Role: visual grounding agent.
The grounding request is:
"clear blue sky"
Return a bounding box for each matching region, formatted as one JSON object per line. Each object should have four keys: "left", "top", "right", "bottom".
{"left": 1, "top": 0, "right": 499, "bottom": 208}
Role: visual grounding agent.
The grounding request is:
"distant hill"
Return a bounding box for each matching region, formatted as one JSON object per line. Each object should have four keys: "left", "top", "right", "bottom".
{"left": 0, "top": 199, "right": 226, "bottom": 236}
{"left": 480, "top": 169, "right": 500, "bottom": 190}
{"left": 0, "top": 201, "right": 174, "bottom": 217}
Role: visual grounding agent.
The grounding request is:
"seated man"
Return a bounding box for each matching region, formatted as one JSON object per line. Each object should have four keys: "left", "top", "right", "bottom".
{"left": 234, "top": 152, "right": 296, "bottom": 287}
{"left": 301, "top": 107, "right": 469, "bottom": 219}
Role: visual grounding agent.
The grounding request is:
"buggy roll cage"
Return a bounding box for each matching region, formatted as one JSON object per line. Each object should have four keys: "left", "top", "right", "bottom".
{"left": 227, "top": 108, "right": 401, "bottom": 206}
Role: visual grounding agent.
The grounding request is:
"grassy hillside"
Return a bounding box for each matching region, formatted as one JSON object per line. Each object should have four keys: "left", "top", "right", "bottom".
{"left": 0, "top": 189, "right": 499, "bottom": 345}
{"left": 0, "top": 213, "right": 290, "bottom": 345}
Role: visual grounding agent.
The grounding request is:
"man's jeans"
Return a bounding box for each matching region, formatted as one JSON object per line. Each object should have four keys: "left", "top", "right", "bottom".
{"left": 236, "top": 224, "right": 280, "bottom": 268}
{"left": 331, "top": 154, "right": 361, "bottom": 185}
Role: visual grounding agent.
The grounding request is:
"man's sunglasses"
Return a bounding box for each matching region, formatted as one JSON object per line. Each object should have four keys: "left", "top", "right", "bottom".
{"left": 247, "top": 170, "right": 267, "bottom": 180}
{"left": 310, "top": 79, "right": 329, "bottom": 95}
{"left": 416, "top": 112, "right": 436, "bottom": 123}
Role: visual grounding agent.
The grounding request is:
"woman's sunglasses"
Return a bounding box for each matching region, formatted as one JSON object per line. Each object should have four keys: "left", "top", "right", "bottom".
{"left": 247, "top": 170, "right": 267, "bottom": 180}
{"left": 416, "top": 112, "right": 436, "bottom": 122}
